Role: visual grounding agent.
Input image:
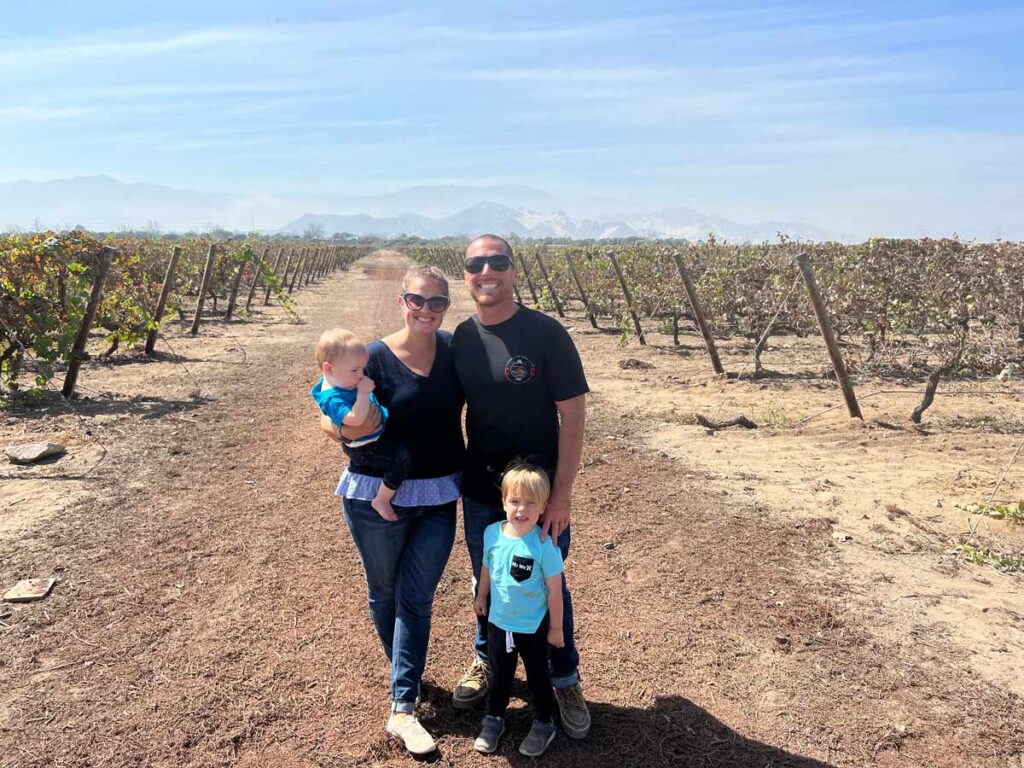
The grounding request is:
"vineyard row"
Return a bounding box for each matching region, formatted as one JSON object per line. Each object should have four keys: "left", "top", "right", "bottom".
{"left": 408, "top": 238, "right": 1023, "bottom": 422}
{"left": 412, "top": 238, "right": 1023, "bottom": 381}
{"left": 0, "top": 232, "right": 370, "bottom": 396}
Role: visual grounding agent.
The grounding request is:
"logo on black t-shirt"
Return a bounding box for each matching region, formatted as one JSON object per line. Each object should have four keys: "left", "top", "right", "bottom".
{"left": 504, "top": 355, "right": 536, "bottom": 384}
{"left": 510, "top": 555, "right": 535, "bottom": 582}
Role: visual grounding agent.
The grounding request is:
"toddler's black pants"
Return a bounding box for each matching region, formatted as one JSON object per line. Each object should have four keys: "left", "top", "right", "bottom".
{"left": 486, "top": 619, "right": 554, "bottom": 724}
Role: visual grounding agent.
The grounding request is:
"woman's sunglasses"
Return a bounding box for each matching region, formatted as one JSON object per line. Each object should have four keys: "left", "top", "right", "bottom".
{"left": 464, "top": 255, "right": 513, "bottom": 274}
{"left": 402, "top": 292, "right": 450, "bottom": 312}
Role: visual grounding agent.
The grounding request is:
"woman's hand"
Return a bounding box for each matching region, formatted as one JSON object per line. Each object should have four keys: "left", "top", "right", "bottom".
{"left": 547, "top": 625, "right": 565, "bottom": 648}
{"left": 319, "top": 414, "right": 340, "bottom": 442}
{"left": 336, "top": 404, "right": 383, "bottom": 443}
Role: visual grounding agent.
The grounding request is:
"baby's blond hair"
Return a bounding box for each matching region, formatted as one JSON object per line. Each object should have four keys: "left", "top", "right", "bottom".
{"left": 315, "top": 328, "right": 366, "bottom": 367}
{"left": 501, "top": 463, "right": 551, "bottom": 507}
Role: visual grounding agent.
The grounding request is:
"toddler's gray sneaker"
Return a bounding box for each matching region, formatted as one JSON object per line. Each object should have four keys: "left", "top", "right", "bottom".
{"left": 474, "top": 715, "right": 505, "bottom": 754}
{"left": 518, "top": 721, "right": 557, "bottom": 757}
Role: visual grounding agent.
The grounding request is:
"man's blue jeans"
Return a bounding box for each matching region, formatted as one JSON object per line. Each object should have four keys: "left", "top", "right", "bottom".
{"left": 343, "top": 497, "right": 456, "bottom": 712}
{"left": 463, "top": 497, "right": 580, "bottom": 688}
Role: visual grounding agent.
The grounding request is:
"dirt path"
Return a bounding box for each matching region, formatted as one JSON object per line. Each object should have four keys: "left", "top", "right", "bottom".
{"left": 1, "top": 254, "right": 1021, "bottom": 767}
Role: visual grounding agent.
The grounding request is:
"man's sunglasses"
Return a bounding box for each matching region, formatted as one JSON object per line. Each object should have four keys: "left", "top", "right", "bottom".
{"left": 402, "top": 292, "right": 450, "bottom": 312}
{"left": 464, "top": 255, "right": 513, "bottom": 274}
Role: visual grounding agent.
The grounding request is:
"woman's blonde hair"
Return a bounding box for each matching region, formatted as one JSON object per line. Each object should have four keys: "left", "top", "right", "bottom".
{"left": 501, "top": 463, "right": 551, "bottom": 507}
{"left": 402, "top": 264, "right": 449, "bottom": 295}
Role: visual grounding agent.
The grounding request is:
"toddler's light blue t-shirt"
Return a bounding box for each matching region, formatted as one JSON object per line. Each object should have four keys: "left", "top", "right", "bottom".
{"left": 483, "top": 521, "right": 563, "bottom": 634}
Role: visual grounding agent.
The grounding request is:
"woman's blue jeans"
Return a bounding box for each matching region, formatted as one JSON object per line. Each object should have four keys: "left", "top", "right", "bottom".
{"left": 342, "top": 497, "right": 456, "bottom": 711}
{"left": 463, "top": 497, "right": 580, "bottom": 688}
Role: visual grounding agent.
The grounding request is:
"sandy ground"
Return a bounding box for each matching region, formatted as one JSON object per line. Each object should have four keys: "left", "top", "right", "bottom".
{"left": 1, "top": 251, "right": 1022, "bottom": 768}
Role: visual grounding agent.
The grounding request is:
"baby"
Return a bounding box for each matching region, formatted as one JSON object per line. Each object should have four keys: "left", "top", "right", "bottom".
{"left": 310, "top": 328, "right": 404, "bottom": 521}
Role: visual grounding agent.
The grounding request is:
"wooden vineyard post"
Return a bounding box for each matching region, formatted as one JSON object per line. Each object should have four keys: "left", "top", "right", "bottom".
{"left": 244, "top": 247, "right": 269, "bottom": 313}
{"left": 288, "top": 250, "right": 305, "bottom": 293}
{"left": 304, "top": 248, "right": 316, "bottom": 285}
{"left": 305, "top": 248, "right": 318, "bottom": 285}
{"left": 795, "top": 253, "right": 862, "bottom": 419}
{"left": 275, "top": 249, "right": 294, "bottom": 301}
{"left": 565, "top": 253, "right": 598, "bottom": 329}
{"left": 62, "top": 246, "right": 113, "bottom": 398}
{"left": 299, "top": 249, "right": 310, "bottom": 286}
{"left": 224, "top": 254, "right": 248, "bottom": 321}
{"left": 608, "top": 251, "right": 646, "bottom": 345}
{"left": 190, "top": 243, "right": 218, "bottom": 335}
{"left": 533, "top": 251, "right": 565, "bottom": 318}
{"left": 672, "top": 252, "right": 724, "bottom": 374}
{"left": 311, "top": 248, "right": 323, "bottom": 281}
{"left": 310, "top": 248, "right": 321, "bottom": 282}
{"left": 516, "top": 251, "right": 540, "bottom": 305}
{"left": 145, "top": 245, "right": 181, "bottom": 356}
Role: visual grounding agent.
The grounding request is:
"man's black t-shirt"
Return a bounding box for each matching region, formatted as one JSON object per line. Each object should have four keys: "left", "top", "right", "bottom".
{"left": 452, "top": 305, "right": 589, "bottom": 505}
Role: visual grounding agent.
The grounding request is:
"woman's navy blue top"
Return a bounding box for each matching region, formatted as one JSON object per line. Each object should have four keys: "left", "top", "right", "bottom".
{"left": 345, "top": 331, "right": 465, "bottom": 481}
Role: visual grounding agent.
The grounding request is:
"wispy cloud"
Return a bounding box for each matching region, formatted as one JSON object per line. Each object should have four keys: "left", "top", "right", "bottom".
{"left": 0, "top": 105, "right": 94, "bottom": 124}
{"left": 418, "top": 15, "right": 682, "bottom": 44}
{"left": 459, "top": 67, "right": 676, "bottom": 83}
{"left": 0, "top": 27, "right": 281, "bottom": 67}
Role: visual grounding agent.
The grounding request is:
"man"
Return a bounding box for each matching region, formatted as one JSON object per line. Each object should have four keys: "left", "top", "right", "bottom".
{"left": 451, "top": 234, "right": 591, "bottom": 739}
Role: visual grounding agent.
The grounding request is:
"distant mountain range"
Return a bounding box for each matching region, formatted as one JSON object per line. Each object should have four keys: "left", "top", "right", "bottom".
{"left": 0, "top": 175, "right": 843, "bottom": 241}
{"left": 281, "top": 202, "right": 840, "bottom": 242}
{"left": 0, "top": 175, "right": 238, "bottom": 232}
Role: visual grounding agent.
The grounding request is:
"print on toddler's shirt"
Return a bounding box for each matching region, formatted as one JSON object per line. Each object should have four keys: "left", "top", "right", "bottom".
{"left": 510, "top": 555, "right": 534, "bottom": 583}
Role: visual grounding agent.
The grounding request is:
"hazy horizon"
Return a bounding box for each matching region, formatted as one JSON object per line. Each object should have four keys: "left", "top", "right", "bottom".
{"left": 4, "top": 1, "right": 1024, "bottom": 240}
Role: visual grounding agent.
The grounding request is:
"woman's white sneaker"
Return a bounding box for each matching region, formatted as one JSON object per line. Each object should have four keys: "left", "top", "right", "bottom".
{"left": 386, "top": 713, "right": 436, "bottom": 755}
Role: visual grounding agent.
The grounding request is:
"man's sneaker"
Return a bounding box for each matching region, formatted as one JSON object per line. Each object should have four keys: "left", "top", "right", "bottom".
{"left": 518, "top": 721, "right": 557, "bottom": 757}
{"left": 452, "top": 657, "right": 490, "bottom": 709}
{"left": 386, "top": 713, "right": 436, "bottom": 755}
{"left": 554, "top": 682, "right": 591, "bottom": 739}
{"left": 473, "top": 715, "right": 506, "bottom": 754}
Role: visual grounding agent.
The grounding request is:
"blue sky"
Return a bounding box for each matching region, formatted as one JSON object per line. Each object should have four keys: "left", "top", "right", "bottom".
{"left": 3, "top": 1, "right": 1023, "bottom": 238}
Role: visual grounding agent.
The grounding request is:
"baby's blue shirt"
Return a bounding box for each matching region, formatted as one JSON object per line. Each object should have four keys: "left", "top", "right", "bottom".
{"left": 310, "top": 376, "right": 387, "bottom": 446}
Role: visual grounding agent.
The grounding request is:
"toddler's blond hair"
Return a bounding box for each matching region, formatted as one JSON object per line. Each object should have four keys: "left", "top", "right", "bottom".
{"left": 315, "top": 328, "right": 366, "bottom": 367}
{"left": 501, "top": 463, "right": 551, "bottom": 507}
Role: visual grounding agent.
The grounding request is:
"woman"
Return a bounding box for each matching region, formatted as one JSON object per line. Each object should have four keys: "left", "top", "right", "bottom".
{"left": 320, "top": 265, "right": 464, "bottom": 755}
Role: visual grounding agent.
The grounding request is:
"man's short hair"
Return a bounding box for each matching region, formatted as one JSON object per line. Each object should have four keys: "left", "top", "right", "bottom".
{"left": 467, "top": 233, "right": 514, "bottom": 260}
{"left": 315, "top": 328, "right": 365, "bottom": 367}
{"left": 501, "top": 462, "right": 551, "bottom": 507}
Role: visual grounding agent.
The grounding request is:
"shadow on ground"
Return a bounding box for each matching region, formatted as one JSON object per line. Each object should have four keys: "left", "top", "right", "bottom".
{"left": 4, "top": 390, "right": 212, "bottom": 420}
{"left": 420, "top": 687, "right": 835, "bottom": 768}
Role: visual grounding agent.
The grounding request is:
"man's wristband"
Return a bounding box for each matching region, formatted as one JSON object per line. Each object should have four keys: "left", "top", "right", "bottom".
{"left": 338, "top": 432, "right": 352, "bottom": 445}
